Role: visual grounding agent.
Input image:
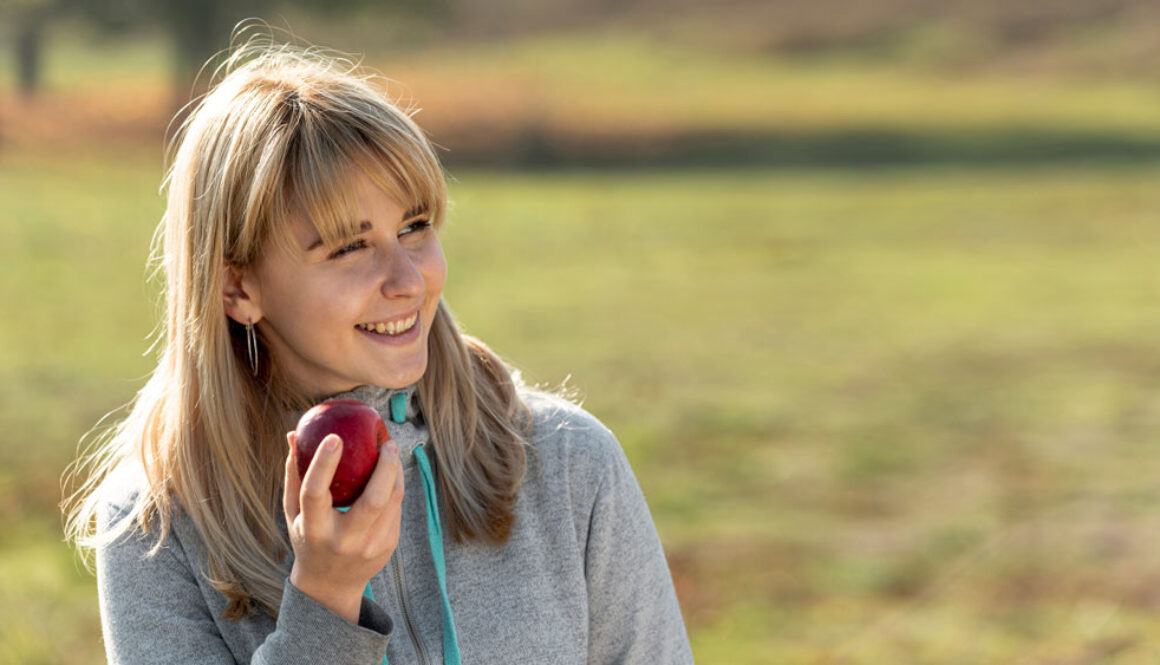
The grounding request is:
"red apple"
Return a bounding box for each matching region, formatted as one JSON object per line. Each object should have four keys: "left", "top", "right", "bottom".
{"left": 294, "top": 399, "right": 390, "bottom": 508}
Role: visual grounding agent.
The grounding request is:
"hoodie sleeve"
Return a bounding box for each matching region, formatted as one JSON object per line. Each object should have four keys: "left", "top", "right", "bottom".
{"left": 96, "top": 498, "right": 394, "bottom": 665}
{"left": 581, "top": 430, "right": 695, "bottom": 665}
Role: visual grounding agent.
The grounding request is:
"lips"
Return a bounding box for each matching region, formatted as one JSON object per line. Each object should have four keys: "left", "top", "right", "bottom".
{"left": 356, "top": 312, "right": 419, "bottom": 336}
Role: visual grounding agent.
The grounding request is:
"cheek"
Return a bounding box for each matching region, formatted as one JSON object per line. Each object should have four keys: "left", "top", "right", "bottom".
{"left": 261, "top": 269, "right": 356, "bottom": 332}
{"left": 421, "top": 243, "right": 448, "bottom": 300}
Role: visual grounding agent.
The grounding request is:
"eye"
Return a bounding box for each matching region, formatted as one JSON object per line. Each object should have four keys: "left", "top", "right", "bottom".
{"left": 400, "top": 219, "right": 432, "bottom": 237}
{"left": 328, "top": 238, "right": 368, "bottom": 259}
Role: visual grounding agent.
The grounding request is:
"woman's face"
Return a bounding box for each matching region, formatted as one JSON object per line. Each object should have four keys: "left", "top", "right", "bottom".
{"left": 241, "top": 172, "right": 446, "bottom": 398}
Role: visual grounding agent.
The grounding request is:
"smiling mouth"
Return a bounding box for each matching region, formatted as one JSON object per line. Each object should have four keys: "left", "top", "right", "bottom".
{"left": 356, "top": 313, "right": 419, "bottom": 336}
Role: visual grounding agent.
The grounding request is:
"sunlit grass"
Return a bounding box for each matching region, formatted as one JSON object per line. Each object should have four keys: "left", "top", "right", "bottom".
{"left": 6, "top": 147, "right": 1160, "bottom": 662}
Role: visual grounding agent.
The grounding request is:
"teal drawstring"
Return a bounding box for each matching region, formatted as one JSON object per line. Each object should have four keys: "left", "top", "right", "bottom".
{"left": 361, "top": 392, "right": 461, "bottom": 665}
{"left": 389, "top": 391, "right": 408, "bottom": 429}
{"left": 413, "top": 444, "right": 462, "bottom": 665}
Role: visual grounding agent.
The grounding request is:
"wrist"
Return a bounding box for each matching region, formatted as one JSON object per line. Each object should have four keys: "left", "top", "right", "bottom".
{"left": 289, "top": 568, "right": 364, "bottom": 624}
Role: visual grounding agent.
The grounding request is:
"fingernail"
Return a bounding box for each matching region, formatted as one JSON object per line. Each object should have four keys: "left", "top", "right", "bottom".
{"left": 323, "top": 436, "right": 340, "bottom": 453}
{"left": 387, "top": 440, "right": 398, "bottom": 455}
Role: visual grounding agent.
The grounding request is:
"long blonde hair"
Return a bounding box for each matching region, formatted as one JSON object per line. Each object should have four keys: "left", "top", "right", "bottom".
{"left": 63, "top": 38, "right": 530, "bottom": 619}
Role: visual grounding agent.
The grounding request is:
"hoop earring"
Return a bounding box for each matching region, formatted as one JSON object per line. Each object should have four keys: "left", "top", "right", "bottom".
{"left": 245, "top": 318, "right": 259, "bottom": 377}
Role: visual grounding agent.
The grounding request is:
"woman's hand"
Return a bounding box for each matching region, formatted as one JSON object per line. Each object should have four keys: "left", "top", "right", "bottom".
{"left": 283, "top": 431, "right": 405, "bottom": 624}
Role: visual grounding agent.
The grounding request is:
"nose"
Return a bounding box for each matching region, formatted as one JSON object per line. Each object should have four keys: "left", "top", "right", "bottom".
{"left": 377, "top": 243, "right": 424, "bottom": 299}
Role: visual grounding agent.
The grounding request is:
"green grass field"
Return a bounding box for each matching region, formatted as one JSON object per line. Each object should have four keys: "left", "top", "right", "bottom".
{"left": 4, "top": 22, "right": 1160, "bottom": 665}
{"left": 4, "top": 149, "right": 1160, "bottom": 663}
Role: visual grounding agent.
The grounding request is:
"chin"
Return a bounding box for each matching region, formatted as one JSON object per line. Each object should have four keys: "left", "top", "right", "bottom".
{"left": 374, "top": 358, "right": 428, "bottom": 389}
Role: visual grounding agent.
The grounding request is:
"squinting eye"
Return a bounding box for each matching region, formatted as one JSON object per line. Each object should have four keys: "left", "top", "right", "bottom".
{"left": 400, "top": 219, "right": 432, "bottom": 236}
{"left": 328, "top": 239, "right": 367, "bottom": 259}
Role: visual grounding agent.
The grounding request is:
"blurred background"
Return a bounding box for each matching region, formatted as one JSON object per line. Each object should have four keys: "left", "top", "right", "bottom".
{"left": 2, "top": 0, "right": 1160, "bottom": 663}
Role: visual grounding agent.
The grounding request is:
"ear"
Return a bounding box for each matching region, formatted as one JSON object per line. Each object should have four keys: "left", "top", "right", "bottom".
{"left": 223, "top": 263, "right": 263, "bottom": 325}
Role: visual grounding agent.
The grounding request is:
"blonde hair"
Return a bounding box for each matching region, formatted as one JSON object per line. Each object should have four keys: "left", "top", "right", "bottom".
{"left": 63, "top": 38, "right": 530, "bottom": 619}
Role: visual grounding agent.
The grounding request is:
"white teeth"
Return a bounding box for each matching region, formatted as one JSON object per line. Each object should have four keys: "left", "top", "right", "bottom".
{"left": 360, "top": 314, "right": 418, "bottom": 336}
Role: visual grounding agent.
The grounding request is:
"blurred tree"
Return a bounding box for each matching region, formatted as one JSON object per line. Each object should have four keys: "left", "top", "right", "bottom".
{"left": 4, "top": 0, "right": 58, "bottom": 97}
{"left": 161, "top": 0, "right": 274, "bottom": 100}
{"left": 61, "top": 0, "right": 274, "bottom": 101}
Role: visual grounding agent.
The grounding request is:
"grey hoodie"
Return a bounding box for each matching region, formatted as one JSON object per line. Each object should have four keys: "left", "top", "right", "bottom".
{"left": 96, "top": 387, "right": 694, "bottom": 664}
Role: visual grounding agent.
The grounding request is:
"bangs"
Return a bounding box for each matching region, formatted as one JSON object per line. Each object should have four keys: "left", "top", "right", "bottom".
{"left": 262, "top": 93, "right": 446, "bottom": 260}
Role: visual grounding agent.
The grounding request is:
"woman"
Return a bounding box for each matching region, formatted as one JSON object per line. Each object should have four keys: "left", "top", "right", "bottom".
{"left": 63, "top": 38, "right": 692, "bottom": 664}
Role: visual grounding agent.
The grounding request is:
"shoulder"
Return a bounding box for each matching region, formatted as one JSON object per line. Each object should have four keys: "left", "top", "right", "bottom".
{"left": 94, "top": 460, "right": 149, "bottom": 534}
{"left": 92, "top": 461, "right": 198, "bottom": 565}
{"left": 521, "top": 388, "right": 617, "bottom": 451}
{"left": 517, "top": 388, "right": 628, "bottom": 485}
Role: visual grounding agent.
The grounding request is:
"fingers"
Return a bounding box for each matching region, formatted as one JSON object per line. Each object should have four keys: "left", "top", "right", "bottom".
{"left": 346, "top": 441, "right": 404, "bottom": 527}
{"left": 283, "top": 435, "right": 405, "bottom": 595}
{"left": 356, "top": 443, "right": 405, "bottom": 554}
{"left": 299, "top": 434, "right": 343, "bottom": 531}
{"left": 367, "top": 461, "right": 406, "bottom": 551}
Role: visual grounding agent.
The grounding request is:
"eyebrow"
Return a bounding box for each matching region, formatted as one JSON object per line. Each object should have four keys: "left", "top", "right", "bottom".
{"left": 304, "top": 207, "right": 430, "bottom": 251}
{"left": 305, "top": 220, "right": 373, "bottom": 251}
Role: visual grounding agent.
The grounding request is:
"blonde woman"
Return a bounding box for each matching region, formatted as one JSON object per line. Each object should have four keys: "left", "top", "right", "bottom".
{"left": 64, "top": 40, "right": 692, "bottom": 665}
